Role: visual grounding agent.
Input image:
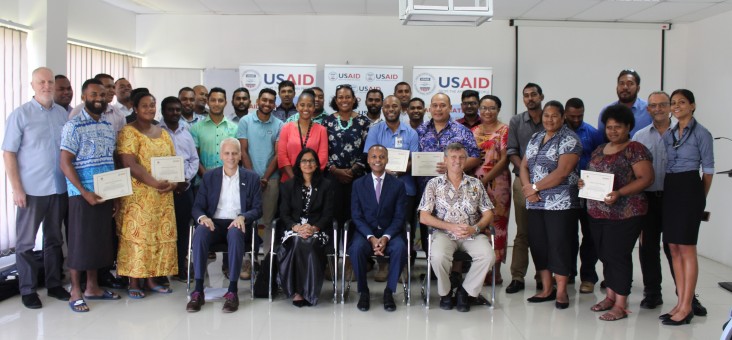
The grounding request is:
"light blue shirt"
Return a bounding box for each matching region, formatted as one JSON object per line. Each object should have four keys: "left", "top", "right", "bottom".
{"left": 598, "top": 98, "right": 652, "bottom": 137}
{"left": 160, "top": 120, "right": 200, "bottom": 182}
{"left": 363, "top": 121, "right": 419, "bottom": 196}
{"left": 1, "top": 98, "right": 68, "bottom": 195}
{"left": 632, "top": 122, "right": 669, "bottom": 191}
{"left": 663, "top": 117, "right": 714, "bottom": 174}
{"left": 60, "top": 109, "right": 116, "bottom": 196}
{"left": 236, "top": 112, "right": 284, "bottom": 179}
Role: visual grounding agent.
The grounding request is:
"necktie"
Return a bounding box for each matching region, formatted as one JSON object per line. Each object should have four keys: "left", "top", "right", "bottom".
{"left": 375, "top": 177, "right": 382, "bottom": 204}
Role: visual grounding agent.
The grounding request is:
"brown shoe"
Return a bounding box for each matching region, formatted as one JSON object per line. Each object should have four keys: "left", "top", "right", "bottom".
{"left": 186, "top": 291, "right": 205, "bottom": 312}
{"left": 239, "top": 261, "right": 252, "bottom": 280}
{"left": 580, "top": 281, "right": 595, "bottom": 294}
{"left": 222, "top": 292, "right": 239, "bottom": 313}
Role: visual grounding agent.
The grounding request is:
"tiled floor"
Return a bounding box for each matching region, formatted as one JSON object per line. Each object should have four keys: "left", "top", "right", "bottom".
{"left": 0, "top": 247, "right": 730, "bottom": 340}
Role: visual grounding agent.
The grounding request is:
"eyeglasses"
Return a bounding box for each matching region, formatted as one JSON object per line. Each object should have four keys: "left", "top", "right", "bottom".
{"left": 648, "top": 103, "right": 670, "bottom": 109}
{"left": 479, "top": 106, "right": 499, "bottom": 112}
{"left": 336, "top": 84, "right": 352, "bottom": 90}
{"left": 300, "top": 159, "right": 317, "bottom": 164}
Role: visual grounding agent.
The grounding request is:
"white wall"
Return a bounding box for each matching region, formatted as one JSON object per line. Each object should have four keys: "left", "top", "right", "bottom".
{"left": 675, "top": 12, "right": 732, "bottom": 268}
{"left": 67, "top": 0, "right": 136, "bottom": 51}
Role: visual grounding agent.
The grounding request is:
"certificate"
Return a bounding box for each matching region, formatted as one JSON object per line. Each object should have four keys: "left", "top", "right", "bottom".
{"left": 151, "top": 156, "right": 185, "bottom": 183}
{"left": 411, "top": 152, "right": 443, "bottom": 177}
{"left": 93, "top": 168, "right": 133, "bottom": 201}
{"left": 578, "top": 170, "right": 615, "bottom": 201}
{"left": 385, "top": 148, "right": 410, "bottom": 173}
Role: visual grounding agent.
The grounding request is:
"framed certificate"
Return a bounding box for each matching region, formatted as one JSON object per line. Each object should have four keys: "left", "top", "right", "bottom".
{"left": 151, "top": 156, "right": 185, "bottom": 183}
{"left": 93, "top": 168, "right": 133, "bottom": 201}
{"left": 578, "top": 170, "right": 615, "bottom": 201}
{"left": 411, "top": 152, "right": 443, "bottom": 177}
{"left": 385, "top": 148, "right": 410, "bottom": 173}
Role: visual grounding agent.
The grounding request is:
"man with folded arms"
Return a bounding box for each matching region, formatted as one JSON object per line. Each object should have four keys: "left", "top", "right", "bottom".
{"left": 419, "top": 143, "right": 495, "bottom": 312}
{"left": 60, "top": 78, "right": 121, "bottom": 312}
{"left": 187, "top": 138, "right": 262, "bottom": 313}
{"left": 350, "top": 145, "right": 407, "bottom": 311}
{"left": 3, "top": 67, "right": 70, "bottom": 309}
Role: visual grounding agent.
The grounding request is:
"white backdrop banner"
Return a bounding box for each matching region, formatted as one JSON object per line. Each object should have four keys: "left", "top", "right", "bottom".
{"left": 239, "top": 63, "right": 318, "bottom": 111}
{"left": 412, "top": 66, "right": 493, "bottom": 120}
{"left": 323, "top": 65, "right": 403, "bottom": 115}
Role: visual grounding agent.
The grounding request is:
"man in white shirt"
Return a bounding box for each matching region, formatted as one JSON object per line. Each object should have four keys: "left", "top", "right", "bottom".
{"left": 187, "top": 138, "right": 262, "bottom": 313}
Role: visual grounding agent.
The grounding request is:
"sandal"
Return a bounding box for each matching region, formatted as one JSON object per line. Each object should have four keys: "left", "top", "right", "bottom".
{"left": 599, "top": 306, "right": 630, "bottom": 321}
{"left": 147, "top": 285, "right": 173, "bottom": 294}
{"left": 591, "top": 297, "right": 615, "bottom": 312}
{"left": 69, "top": 299, "right": 89, "bottom": 313}
{"left": 84, "top": 290, "right": 121, "bottom": 300}
{"left": 127, "top": 289, "right": 146, "bottom": 299}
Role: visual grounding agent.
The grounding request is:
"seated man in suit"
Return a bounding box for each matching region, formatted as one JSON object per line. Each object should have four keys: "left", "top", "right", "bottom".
{"left": 350, "top": 145, "right": 407, "bottom": 312}
{"left": 186, "top": 138, "right": 263, "bottom": 313}
{"left": 419, "top": 142, "right": 495, "bottom": 312}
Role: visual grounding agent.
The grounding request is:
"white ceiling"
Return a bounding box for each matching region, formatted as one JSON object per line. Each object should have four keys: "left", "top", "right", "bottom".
{"left": 102, "top": 0, "right": 732, "bottom": 23}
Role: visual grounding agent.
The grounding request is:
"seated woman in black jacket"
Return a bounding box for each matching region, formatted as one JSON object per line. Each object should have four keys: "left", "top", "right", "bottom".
{"left": 278, "top": 148, "right": 334, "bottom": 307}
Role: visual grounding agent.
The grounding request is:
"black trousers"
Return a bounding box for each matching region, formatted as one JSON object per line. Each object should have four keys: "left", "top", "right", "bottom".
{"left": 572, "top": 207, "right": 598, "bottom": 283}
{"left": 590, "top": 216, "right": 642, "bottom": 296}
{"left": 527, "top": 209, "right": 578, "bottom": 276}
{"left": 174, "top": 186, "right": 194, "bottom": 270}
{"left": 640, "top": 192, "right": 669, "bottom": 296}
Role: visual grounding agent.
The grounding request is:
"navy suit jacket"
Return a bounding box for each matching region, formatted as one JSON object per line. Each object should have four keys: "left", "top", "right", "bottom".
{"left": 351, "top": 173, "right": 407, "bottom": 240}
{"left": 192, "top": 166, "right": 263, "bottom": 224}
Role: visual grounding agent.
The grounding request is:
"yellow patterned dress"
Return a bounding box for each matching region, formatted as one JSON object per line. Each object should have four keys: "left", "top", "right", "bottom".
{"left": 115, "top": 126, "right": 178, "bottom": 278}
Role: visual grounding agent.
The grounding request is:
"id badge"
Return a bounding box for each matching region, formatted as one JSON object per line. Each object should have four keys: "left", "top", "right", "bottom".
{"left": 394, "top": 136, "right": 403, "bottom": 148}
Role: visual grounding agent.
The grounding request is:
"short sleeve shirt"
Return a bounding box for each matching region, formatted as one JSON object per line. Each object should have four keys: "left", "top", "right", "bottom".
{"left": 586, "top": 142, "right": 652, "bottom": 220}
{"left": 525, "top": 125, "right": 582, "bottom": 210}
{"left": 362, "top": 121, "right": 419, "bottom": 196}
{"left": 236, "top": 113, "right": 284, "bottom": 179}
{"left": 189, "top": 116, "right": 238, "bottom": 169}
{"left": 418, "top": 174, "right": 494, "bottom": 238}
{"left": 60, "top": 109, "right": 116, "bottom": 196}
{"left": 1, "top": 99, "right": 68, "bottom": 195}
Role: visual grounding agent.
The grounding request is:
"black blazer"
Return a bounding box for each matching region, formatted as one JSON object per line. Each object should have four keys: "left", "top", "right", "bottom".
{"left": 279, "top": 177, "right": 334, "bottom": 231}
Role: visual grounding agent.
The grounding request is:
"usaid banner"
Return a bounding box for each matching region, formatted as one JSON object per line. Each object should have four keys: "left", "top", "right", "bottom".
{"left": 412, "top": 66, "right": 493, "bottom": 119}
{"left": 324, "top": 65, "right": 403, "bottom": 115}
{"left": 239, "top": 63, "right": 318, "bottom": 112}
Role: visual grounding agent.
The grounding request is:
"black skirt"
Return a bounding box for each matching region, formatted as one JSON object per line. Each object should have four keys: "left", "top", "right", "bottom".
{"left": 277, "top": 231, "right": 328, "bottom": 305}
{"left": 67, "top": 196, "right": 115, "bottom": 270}
{"left": 662, "top": 171, "right": 705, "bottom": 245}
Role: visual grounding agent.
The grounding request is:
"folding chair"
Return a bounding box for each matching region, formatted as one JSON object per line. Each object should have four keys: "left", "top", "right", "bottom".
{"left": 186, "top": 220, "right": 258, "bottom": 299}
{"left": 267, "top": 218, "right": 339, "bottom": 303}
{"left": 421, "top": 226, "right": 496, "bottom": 309}
{"left": 340, "top": 220, "right": 411, "bottom": 305}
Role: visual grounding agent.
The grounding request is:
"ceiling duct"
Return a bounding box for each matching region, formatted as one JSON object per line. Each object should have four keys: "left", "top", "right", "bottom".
{"left": 399, "top": 0, "right": 493, "bottom": 26}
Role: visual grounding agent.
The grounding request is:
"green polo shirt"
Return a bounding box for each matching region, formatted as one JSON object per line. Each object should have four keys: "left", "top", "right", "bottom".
{"left": 189, "top": 115, "right": 238, "bottom": 169}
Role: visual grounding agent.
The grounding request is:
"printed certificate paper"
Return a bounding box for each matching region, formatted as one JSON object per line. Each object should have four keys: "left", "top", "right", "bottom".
{"left": 385, "top": 148, "right": 410, "bottom": 172}
{"left": 151, "top": 156, "right": 185, "bottom": 183}
{"left": 578, "top": 170, "right": 615, "bottom": 201}
{"left": 411, "top": 152, "right": 443, "bottom": 177}
{"left": 93, "top": 168, "right": 133, "bottom": 200}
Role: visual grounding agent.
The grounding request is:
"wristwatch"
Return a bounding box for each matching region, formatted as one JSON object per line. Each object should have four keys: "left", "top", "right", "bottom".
{"left": 473, "top": 225, "right": 480, "bottom": 234}
{"left": 532, "top": 183, "right": 538, "bottom": 192}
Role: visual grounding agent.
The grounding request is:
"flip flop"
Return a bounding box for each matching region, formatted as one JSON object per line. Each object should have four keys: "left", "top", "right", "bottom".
{"left": 69, "top": 299, "right": 89, "bottom": 313}
{"left": 127, "top": 289, "right": 146, "bottom": 299}
{"left": 84, "top": 290, "right": 121, "bottom": 300}
{"left": 148, "top": 285, "right": 173, "bottom": 294}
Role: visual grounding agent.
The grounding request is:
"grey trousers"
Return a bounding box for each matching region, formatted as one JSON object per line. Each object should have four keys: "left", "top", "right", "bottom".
{"left": 15, "top": 194, "right": 68, "bottom": 295}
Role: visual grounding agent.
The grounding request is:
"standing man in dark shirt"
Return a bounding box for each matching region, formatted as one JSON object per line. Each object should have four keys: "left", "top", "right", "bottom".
{"left": 272, "top": 80, "right": 297, "bottom": 121}
{"left": 456, "top": 90, "right": 481, "bottom": 129}
{"left": 229, "top": 87, "right": 251, "bottom": 124}
{"left": 505, "top": 83, "right": 544, "bottom": 294}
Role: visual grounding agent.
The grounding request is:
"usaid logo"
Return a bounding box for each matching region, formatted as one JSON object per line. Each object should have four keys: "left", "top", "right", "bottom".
{"left": 366, "top": 72, "right": 375, "bottom": 82}
{"left": 241, "top": 70, "right": 261, "bottom": 90}
{"left": 328, "top": 72, "right": 338, "bottom": 81}
{"left": 414, "top": 73, "right": 436, "bottom": 95}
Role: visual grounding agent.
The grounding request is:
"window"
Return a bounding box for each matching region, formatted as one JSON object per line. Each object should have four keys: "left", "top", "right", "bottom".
{"left": 67, "top": 42, "right": 141, "bottom": 107}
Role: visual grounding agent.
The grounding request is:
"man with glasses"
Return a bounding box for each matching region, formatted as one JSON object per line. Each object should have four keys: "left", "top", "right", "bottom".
{"left": 632, "top": 91, "right": 707, "bottom": 316}
{"left": 597, "top": 69, "right": 651, "bottom": 137}
{"left": 456, "top": 90, "right": 481, "bottom": 129}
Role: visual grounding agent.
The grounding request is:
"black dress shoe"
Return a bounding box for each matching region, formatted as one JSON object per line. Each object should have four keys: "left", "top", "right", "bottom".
{"left": 47, "top": 286, "right": 71, "bottom": 301}
{"left": 640, "top": 295, "right": 663, "bottom": 309}
{"left": 439, "top": 292, "right": 454, "bottom": 310}
{"left": 555, "top": 293, "right": 569, "bottom": 309}
{"left": 383, "top": 288, "right": 396, "bottom": 312}
{"left": 455, "top": 287, "right": 471, "bottom": 312}
{"left": 692, "top": 296, "right": 707, "bottom": 316}
{"left": 505, "top": 280, "right": 525, "bottom": 294}
{"left": 98, "top": 274, "right": 128, "bottom": 289}
{"left": 527, "top": 289, "right": 557, "bottom": 303}
{"left": 357, "top": 291, "right": 370, "bottom": 311}
{"left": 662, "top": 312, "right": 693, "bottom": 326}
{"left": 22, "top": 293, "right": 42, "bottom": 309}
{"left": 659, "top": 313, "right": 672, "bottom": 320}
